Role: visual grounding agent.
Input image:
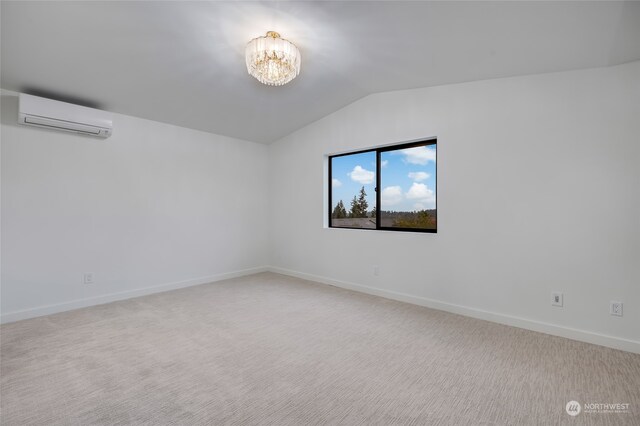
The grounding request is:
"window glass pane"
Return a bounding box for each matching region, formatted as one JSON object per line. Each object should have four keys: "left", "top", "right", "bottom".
{"left": 330, "top": 151, "right": 377, "bottom": 229}
{"left": 379, "top": 143, "right": 437, "bottom": 230}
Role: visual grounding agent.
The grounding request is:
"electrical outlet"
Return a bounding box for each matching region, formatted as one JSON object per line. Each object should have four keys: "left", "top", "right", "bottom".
{"left": 551, "top": 292, "right": 563, "bottom": 307}
{"left": 610, "top": 301, "right": 623, "bottom": 317}
{"left": 83, "top": 273, "right": 95, "bottom": 285}
{"left": 373, "top": 265, "right": 379, "bottom": 276}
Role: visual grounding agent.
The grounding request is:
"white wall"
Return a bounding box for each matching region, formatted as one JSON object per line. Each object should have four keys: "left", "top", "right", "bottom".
{"left": 1, "top": 91, "right": 268, "bottom": 321}
{"left": 268, "top": 61, "right": 640, "bottom": 352}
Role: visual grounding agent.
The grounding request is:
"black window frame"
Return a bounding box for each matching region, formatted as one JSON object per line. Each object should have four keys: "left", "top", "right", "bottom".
{"left": 328, "top": 138, "right": 437, "bottom": 233}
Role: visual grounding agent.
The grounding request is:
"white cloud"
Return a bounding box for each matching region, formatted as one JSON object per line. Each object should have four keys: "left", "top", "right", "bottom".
{"left": 401, "top": 146, "right": 436, "bottom": 165}
{"left": 381, "top": 160, "right": 389, "bottom": 168}
{"left": 406, "top": 182, "right": 434, "bottom": 200}
{"left": 408, "top": 171, "right": 430, "bottom": 182}
{"left": 348, "top": 165, "right": 375, "bottom": 184}
{"left": 406, "top": 182, "right": 436, "bottom": 209}
{"left": 332, "top": 178, "right": 342, "bottom": 187}
{"left": 381, "top": 186, "right": 403, "bottom": 206}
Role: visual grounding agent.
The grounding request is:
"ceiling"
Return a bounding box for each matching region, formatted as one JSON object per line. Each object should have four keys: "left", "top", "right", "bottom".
{"left": 2, "top": 1, "right": 639, "bottom": 144}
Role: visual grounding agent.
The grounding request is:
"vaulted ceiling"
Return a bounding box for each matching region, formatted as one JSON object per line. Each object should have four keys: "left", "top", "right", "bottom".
{"left": 2, "top": 1, "right": 639, "bottom": 143}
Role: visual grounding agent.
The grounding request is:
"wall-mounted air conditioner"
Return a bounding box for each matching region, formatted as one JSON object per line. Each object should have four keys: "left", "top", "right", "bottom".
{"left": 18, "top": 93, "right": 113, "bottom": 138}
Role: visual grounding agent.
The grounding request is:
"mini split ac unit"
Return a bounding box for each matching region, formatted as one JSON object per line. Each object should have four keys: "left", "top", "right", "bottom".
{"left": 18, "top": 93, "right": 113, "bottom": 138}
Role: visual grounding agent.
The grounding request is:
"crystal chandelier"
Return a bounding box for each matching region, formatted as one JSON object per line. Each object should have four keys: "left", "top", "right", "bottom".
{"left": 245, "top": 31, "right": 301, "bottom": 86}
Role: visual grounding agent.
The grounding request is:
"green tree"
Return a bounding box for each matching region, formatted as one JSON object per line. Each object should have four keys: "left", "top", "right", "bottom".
{"left": 393, "top": 210, "right": 436, "bottom": 229}
{"left": 350, "top": 187, "right": 370, "bottom": 219}
{"left": 350, "top": 195, "right": 360, "bottom": 218}
{"left": 357, "top": 186, "right": 368, "bottom": 217}
{"left": 332, "top": 200, "right": 347, "bottom": 219}
{"left": 370, "top": 205, "right": 377, "bottom": 218}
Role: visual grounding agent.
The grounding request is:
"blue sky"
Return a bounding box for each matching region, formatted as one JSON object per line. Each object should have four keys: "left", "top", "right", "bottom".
{"left": 331, "top": 145, "right": 436, "bottom": 213}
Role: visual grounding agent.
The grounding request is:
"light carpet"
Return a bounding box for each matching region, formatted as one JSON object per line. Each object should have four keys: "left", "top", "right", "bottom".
{"left": 1, "top": 272, "right": 639, "bottom": 425}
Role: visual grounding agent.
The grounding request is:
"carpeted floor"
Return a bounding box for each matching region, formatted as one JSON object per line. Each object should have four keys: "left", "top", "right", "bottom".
{"left": 1, "top": 272, "right": 639, "bottom": 425}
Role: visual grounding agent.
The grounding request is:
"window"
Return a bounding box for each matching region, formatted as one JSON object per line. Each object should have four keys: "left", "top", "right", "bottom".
{"left": 329, "top": 139, "right": 437, "bottom": 233}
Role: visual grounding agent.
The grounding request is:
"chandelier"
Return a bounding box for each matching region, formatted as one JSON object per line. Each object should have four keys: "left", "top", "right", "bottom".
{"left": 245, "top": 31, "right": 301, "bottom": 86}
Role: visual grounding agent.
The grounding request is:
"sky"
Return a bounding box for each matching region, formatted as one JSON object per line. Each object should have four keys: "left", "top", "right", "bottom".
{"left": 331, "top": 145, "right": 436, "bottom": 213}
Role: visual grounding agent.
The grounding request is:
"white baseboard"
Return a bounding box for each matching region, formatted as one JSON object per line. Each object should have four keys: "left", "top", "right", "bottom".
{"left": 5, "top": 265, "right": 638, "bottom": 354}
{"left": 1, "top": 266, "right": 269, "bottom": 324}
{"left": 268, "top": 266, "right": 640, "bottom": 354}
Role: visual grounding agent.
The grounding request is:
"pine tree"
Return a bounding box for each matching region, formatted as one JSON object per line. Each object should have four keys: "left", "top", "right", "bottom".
{"left": 332, "top": 200, "right": 347, "bottom": 219}
{"left": 357, "top": 186, "right": 368, "bottom": 218}
{"left": 350, "top": 195, "right": 360, "bottom": 218}
{"left": 332, "top": 203, "right": 340, "bottom": 219}
{"left": 370, "top": 205, "right": 377, "bottom": 218}
{"left": 348, "top": 187, "right": 369, "bottom": 218}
